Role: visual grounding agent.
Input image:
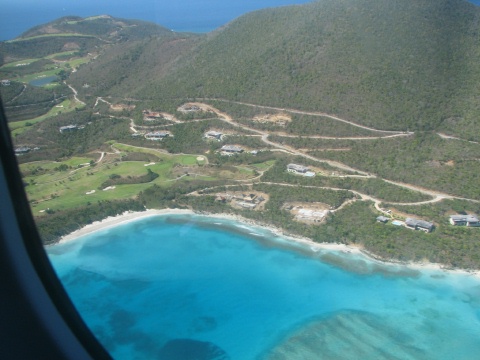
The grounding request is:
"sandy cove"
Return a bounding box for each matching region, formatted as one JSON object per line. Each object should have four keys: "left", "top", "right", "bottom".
{"left": 57, "top": 208, "right": 480, "bottom": 279}
{"left": 58, "top": 209, "right": 194, "bottom": 243}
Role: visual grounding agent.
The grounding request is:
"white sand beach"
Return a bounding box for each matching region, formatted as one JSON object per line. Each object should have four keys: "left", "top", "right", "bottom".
{"left": 57, "top": 208, "right": 480, "bottom": 278}
{"left": 58, "top": 209, "right": 193, "bottom": 243}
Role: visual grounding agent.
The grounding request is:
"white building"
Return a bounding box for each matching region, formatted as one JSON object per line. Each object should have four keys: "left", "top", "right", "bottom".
{"left": 145, "top": 131, "right": 170, "bottom": 140}
{"left": 287, "top": 163, "right": 315, "bottom": 177}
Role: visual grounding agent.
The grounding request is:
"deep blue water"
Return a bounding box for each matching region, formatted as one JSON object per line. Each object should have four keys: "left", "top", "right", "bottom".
{"left": 0, "top": 0, "right": 314, "bottom": 41}
{"left": 1, "top": 0, "right": 479, "bottom": 41}
{"left": 47, "top": 214, "right": 480, "bottom": 360}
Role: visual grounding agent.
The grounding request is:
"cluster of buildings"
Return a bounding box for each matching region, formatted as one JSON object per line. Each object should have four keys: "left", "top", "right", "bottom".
{"left": 376, "top": 216, "right": 434, "bottom": 233}
{"left": 287, "top": 164, "right": 316, "bottom": 177}
{"left": 1, "top": 80, "right": 11, "bottom": 86}
{"left": 376, "top": 213, "right": 480, "bottom": 234}
{"left": 215, "top": 192, "right": 266, "bottom": 210}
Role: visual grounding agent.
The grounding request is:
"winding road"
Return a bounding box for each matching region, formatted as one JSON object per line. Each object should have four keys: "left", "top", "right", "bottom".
{"left": 88, "top": 97, "right": 480, "bottom": 208}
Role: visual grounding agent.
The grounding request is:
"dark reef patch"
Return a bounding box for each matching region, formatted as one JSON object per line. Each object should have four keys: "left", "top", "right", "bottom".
{"left": 158, "top": 338, "right": 229, "bottom": 360}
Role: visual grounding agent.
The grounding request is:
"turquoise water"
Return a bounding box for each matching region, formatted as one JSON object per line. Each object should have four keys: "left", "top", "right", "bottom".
{"left": 47, "top": 214, "right": 480, "bottom": 359}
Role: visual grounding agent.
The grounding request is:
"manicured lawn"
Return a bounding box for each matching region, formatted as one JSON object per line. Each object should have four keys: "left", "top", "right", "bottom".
{"left": 112, "top": 143, "right": 200, "bottom": 166}
{"left": 20, "top": 157, "right": 92, "bottom": 173}
{"left": 23, "top": 143, "right": 221, "bottom": 213}
{"left": 0, "top": 59, "right": 38, "bottom": 68}
{"left": 16, "top": 69, "right": 59, "bottom": 83}
{"left": 7, "top": 33, "right": 96, "bottom": 43}
{"left": 250, "top": 160, "right": 276, "bottom": 170}
{"left": 67, "top": 56, "right": 91, "bottom": 68}
{"left": 25, "top": 151, "right": 198, "bottom": 212}
{"left": 45, "top": 51, "right": 76, "bottom": 59}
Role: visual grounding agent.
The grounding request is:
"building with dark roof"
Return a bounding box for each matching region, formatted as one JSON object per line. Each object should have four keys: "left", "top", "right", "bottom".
{"left": 376, "top": 216, "right": 389, "bottom": 223}
{"left": 205, "top": 131, "right": 223, "bottom": 140}
{"left": 450, "top": 214, "right": 480, "bottom": 227}
{"left": 221, "top": 145, "right": 244, "bottom": 153}
{"left": 405, "top": 218, "right": 434, "bottom": 233}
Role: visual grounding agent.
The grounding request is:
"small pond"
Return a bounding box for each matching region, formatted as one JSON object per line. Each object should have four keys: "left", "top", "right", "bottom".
{"left": 29, "top": 75, "right": 58, "bottom": 87}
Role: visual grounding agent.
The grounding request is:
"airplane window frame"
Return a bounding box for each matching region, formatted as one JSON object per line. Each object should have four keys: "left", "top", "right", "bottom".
{"left": 0, "top": 103, "right": 111, "bottom": 359}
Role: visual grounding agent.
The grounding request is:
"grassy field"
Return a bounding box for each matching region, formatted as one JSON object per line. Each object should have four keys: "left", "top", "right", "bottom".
{"left": 22, "top": 146, "right": 212, "bottom": 213}
{"left": 6, "top": 33, "right": 96, "bottom": 43}
{"left": 15, "top": 69, "right": 59, "bottom": 84}
{"left": 22, "top": 144, "right": 276, "bottom": 214}
{"left": 0, "top": 59, "right": 38, "bottom": 68}
{"left": 250, "top": 160, "right": 275, "bottom": 170}
{"left": 111, "top": 143, "right": 207, "bottom": 165}
{"left": 3, "top": 51, "right": 92, "bottom": 84}
{"left": 9, "top": 99, "right": 82, "bottom": 136}
{"left": 45, "top": 51, "right": 77, "bottom": 59}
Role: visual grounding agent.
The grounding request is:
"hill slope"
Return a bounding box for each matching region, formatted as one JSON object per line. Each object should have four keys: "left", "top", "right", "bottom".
{"left": 119, "top": 0, "right": 478, "bottom": 136}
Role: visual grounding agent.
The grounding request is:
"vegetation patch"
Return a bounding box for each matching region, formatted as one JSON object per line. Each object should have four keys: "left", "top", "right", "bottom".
{"left": 100, "top": 168, "right": 159, "bottom": 189}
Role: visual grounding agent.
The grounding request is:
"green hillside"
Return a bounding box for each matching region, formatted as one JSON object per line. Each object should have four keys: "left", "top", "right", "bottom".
{"left": 114, "top": 0, "right": 478, "bottom": 137}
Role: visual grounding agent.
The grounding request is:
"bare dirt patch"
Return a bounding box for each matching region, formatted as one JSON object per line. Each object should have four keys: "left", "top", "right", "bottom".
{"left": 142, "top": 110, "right": 176, "bottom": 121}
{"left": 62, "top": 42, "right": 80, "bottom": 51}
{"left": 252, "top": 113, "right": 292, "bottom": 127}
{"left": 178, "top": 103, "right": 215, "bottom": 114}
{"left": 111, "top": 104, "right": 136, "bottom": 111}
{"left": 283, "top": 202, "right": 331, "bottom": 224}
{"left": 215, "top": 191, "right": 269, "bottom": 211}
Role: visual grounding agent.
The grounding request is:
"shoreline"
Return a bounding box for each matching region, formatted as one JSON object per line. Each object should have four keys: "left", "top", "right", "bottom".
{"left": 57, "top": 208, "right": 480, "bottom": 279}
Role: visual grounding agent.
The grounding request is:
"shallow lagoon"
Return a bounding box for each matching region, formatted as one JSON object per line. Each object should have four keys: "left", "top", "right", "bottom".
{"left": 47, "top": 214, "right": 480, "bottom": 359}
